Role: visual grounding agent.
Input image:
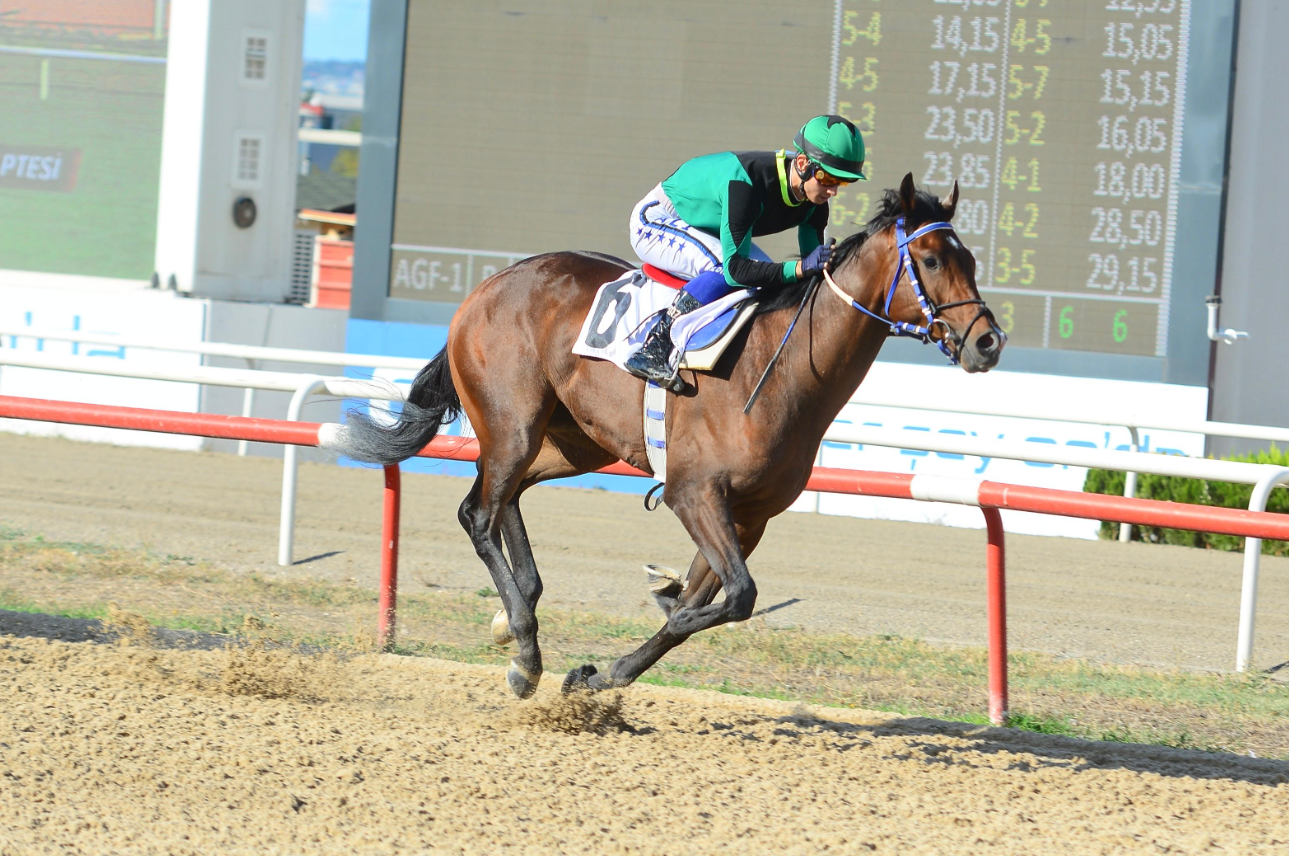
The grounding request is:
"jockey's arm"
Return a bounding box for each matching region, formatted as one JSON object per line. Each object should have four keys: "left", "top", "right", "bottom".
{"left": 720, "top": 180, "right": 802, "bottom": 289}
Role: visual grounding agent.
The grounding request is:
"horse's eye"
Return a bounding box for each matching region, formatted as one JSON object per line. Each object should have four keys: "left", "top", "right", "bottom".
{"left": 923, "top": 256, "right": 940, "bottom": 270}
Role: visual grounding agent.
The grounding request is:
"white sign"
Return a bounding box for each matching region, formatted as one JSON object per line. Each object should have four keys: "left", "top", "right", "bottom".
{"left": 791, "top": 361, "right": 1208, "bottom": 539}
{"left": 0, "top": 283, "right": 207, "bottom": 449}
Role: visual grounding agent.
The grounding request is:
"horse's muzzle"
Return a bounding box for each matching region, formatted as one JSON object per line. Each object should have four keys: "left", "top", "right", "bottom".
{"left": 960, "top": 323, "right": 1005, "bottom": 373}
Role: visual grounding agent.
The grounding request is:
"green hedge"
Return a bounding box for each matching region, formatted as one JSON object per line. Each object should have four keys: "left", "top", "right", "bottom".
{"left": 1082, "top": 445, "right": 1289, "bottom": 556}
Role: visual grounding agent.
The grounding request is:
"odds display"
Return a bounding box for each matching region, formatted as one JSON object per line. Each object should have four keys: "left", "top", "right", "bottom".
{"left": 829, "top": 0, "right": 1189, "bottom": 357}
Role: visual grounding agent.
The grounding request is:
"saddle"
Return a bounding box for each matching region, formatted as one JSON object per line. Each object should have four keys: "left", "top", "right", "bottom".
{"left": 640, "top": 264, "right": 760, "bottom": 371}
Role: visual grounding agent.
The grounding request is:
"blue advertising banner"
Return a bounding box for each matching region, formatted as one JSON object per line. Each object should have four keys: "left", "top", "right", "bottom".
{"left": 343, "top": 317, "right": 651, "bottom": 494}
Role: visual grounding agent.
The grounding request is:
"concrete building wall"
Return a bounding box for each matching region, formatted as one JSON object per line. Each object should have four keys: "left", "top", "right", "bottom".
{"left": 154, "top": 0, "right": 306, "bottom": 301}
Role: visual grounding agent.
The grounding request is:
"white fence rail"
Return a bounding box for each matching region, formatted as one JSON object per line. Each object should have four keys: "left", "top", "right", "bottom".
{"left": 1, "top": 325, "right": 427, "bottom": 455}
{"left": 0, "top": 326, "right": 428, "bottom": 371}
{"left": 821, "top": 424, "right": 1289, "bottom": 672}
{"left": 848, "top": 391, "right": 1289, "bottom": 543}
{"left": 0, "top": 350, "right": 406, "bottom": 575}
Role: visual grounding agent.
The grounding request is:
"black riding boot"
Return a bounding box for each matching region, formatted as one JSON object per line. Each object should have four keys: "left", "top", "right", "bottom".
{"left": 624, "top": 291, "right": 702, "bottom": 390}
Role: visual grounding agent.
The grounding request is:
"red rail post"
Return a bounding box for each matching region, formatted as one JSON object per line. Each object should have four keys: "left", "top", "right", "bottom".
{"left": 982, "top": 507, "right": 1008, "bottom": 726}
{"left": 378, "top": 464, "right": 401, "bottom": 652}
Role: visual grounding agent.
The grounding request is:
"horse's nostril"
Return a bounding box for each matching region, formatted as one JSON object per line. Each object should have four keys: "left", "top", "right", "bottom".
{"left": 976, "top": 333, "right": 996, "bottom": 353}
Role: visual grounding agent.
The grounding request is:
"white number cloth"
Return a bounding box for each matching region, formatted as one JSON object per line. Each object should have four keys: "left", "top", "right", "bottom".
{"left": 572, "top": 269, "right": 750, "bottom": 372}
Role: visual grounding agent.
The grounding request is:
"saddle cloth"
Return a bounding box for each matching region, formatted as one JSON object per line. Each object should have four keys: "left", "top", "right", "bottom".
{"left": 571, "top": 269, "right": 758, "bottom": 373}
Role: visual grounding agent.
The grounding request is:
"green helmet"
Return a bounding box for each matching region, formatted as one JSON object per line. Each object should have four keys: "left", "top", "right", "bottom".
{"left": 793, "top": 115, "right": 866, "bottom": 181}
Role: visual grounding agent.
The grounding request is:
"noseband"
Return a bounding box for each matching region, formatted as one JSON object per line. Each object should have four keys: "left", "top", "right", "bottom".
{"left": 823, "top": 217, "right": 995, "bottom": 365}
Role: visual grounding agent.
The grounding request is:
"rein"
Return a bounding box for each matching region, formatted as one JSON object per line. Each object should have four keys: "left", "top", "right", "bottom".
{"left": 823, "top": 217, "right": 990, "bottom": 365}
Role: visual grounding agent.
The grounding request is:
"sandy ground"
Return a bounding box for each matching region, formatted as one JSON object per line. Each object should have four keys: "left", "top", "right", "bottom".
{"left": 1, "top": 627, "right": 1287, "bottom": 856}
{"left": 1, "top": 432, "right": 1287, "bottom": 674}
{"left": 3, "top": 433, "right": 1289, "bottom": 853}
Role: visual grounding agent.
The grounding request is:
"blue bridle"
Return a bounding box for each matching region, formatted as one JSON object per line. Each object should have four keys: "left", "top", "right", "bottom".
{"left": 824, "top": 217, "right": 994, "bottom": 365}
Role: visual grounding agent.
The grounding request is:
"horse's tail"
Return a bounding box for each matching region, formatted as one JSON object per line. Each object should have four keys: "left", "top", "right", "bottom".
{"left": 335, "top": 347, "right": 462, "bottom": 465}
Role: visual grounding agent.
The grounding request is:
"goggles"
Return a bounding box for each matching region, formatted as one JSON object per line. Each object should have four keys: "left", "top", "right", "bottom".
{"left": 807, "top": 163, "right": 857, "bottom": 187}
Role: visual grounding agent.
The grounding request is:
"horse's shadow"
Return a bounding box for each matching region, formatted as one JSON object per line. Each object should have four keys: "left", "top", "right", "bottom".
{"left": 691, "top": 710, "right": 1289, "bottom": 788}
{"left": 0, "top": 608, "right": 318, "bottom": 654}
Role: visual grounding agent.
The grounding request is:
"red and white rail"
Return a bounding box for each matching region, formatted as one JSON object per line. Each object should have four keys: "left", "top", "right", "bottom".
{"left": 10, "top": 335, "right": 1289, "bottom": 666}
{"left": 5, "top": 394, "right": 1289, "bottom": 726}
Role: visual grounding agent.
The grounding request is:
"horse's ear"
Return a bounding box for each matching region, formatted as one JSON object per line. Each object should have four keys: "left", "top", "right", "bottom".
{"left": 941, "top": 181, "right": 959, "bottom": 220}
{"left": 899, "top": 173, "right": 917, "bottom": 215}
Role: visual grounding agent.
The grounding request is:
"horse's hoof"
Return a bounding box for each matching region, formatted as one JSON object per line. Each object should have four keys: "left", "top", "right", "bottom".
{"left": 561, "top": 663, "right": 599, "bottom": 694}
{"left": 645, "top": 564, "right": 683, "bottom": 618}
{"left": 506, "top": 659, "right": 540, "bottom": 699}
{"left": 491, "top": 609, "right": 514, "bottom": 646}
{"left": 644, "top": 564, "right": 683, "bottom": 595}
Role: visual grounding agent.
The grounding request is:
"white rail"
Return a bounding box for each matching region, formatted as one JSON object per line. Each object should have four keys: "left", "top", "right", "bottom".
{"left": 0, "top": 326, "right": 429, "bottom": 456}
{"left": 0, "top": 326, "right": 429, "bottom": 371}
{"left": 277, "top": 377, "right": 408, "bottom": 566}
{"left": 849, "top": 391, "right": 1289, "bottom": 543}
{"left": 849, "top": 391, "right": 1289, "bottom": 447}
{"left": 821, "top": 424, "right": 1289, "bottom": 672}
{"left": 822, "top": 423, "right": 1276, "bottom": 484}
{"left": 0, "top": 351, "right": 378, "bottom": 392}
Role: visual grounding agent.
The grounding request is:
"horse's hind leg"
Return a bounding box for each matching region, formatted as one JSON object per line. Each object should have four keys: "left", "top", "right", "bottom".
{"left": 463, "top": 423, "right": 616, "bottom": 697}
{"left": 487, "top": 498, "right": 541, "bottom": 647}
{"left": 457, "top": 415, "right": 558, "bottom": 698}
{"left": 491, "top": 433, "right": 619, "bottom": 649}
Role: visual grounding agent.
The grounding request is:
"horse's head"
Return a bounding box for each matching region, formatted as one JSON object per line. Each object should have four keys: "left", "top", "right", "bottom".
{"left": 830, "top": 173, "right": 1005, "bottom": 372}
{"left": 887, "top": 173, "right": 1004, "bottom": 371}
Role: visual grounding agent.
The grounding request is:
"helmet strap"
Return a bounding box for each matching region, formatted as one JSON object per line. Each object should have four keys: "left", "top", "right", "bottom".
{"left": 790, "top": 154, "right": 810, "bottom": 202}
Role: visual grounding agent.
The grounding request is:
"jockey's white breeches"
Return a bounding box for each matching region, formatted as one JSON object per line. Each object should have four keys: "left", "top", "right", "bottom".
{"left": 628, "top": 183, "right": 770, "bottom": 280}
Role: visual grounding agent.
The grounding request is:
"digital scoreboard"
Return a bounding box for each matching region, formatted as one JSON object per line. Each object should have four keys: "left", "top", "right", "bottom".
{"left": 827, "top": 0, "right": 1190, "bottom": 358}
{"left": 374, "top": 0, "right": 1232, "bottom": 381}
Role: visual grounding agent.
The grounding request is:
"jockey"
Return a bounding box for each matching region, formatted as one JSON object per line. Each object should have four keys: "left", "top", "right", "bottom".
{"left": 624, "top": 114, "right": 866, "bottom": 386}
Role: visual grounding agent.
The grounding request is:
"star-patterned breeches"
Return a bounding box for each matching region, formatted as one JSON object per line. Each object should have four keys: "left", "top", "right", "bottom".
{"left": 628, "top": 184, "right": 768, "bottom": 282}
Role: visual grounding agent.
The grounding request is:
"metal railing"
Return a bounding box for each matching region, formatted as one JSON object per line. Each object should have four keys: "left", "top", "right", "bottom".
{"left": 6, "top": 335, "right": 1289, "bottom": 671}
{"left": 845, "top": 390, "right": 1289, "bottom": 542}
{"left": 8, "top": 395, "right": 1289, "bottom": 722}
{"left": 0, "top": 351, "right": 406, "bottom": 569}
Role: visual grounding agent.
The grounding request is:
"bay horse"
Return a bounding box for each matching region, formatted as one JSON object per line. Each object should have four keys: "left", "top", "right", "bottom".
{"left": 334, "top": 173, "right": 1005, "bottom": 698}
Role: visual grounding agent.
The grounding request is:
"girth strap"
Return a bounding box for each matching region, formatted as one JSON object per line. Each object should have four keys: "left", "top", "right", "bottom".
{"left": 643, "top": 380, "right": 667, "bottom": 482}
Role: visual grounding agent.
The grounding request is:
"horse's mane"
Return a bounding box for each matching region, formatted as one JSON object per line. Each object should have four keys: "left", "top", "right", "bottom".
{"left": 754, "top": 186, "right": 946, "bottom": 316}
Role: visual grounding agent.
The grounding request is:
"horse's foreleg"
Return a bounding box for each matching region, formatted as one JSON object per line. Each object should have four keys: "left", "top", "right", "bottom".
{"left": 647, "top": 549, "right": 725, "bottom": 619}
{"left": 564, "top": 492, "right": 767, "bottom": 693}
{"left": 664, "top": 516, "right": 765, "bottom": 637}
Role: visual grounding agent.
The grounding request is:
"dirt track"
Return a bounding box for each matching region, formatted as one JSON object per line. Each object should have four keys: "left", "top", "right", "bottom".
{"left": 2, "top": 630, "right": 1288, "bottom": 855}
{"left": 3, "top": 433, "right": 1289, "bottom": 853}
